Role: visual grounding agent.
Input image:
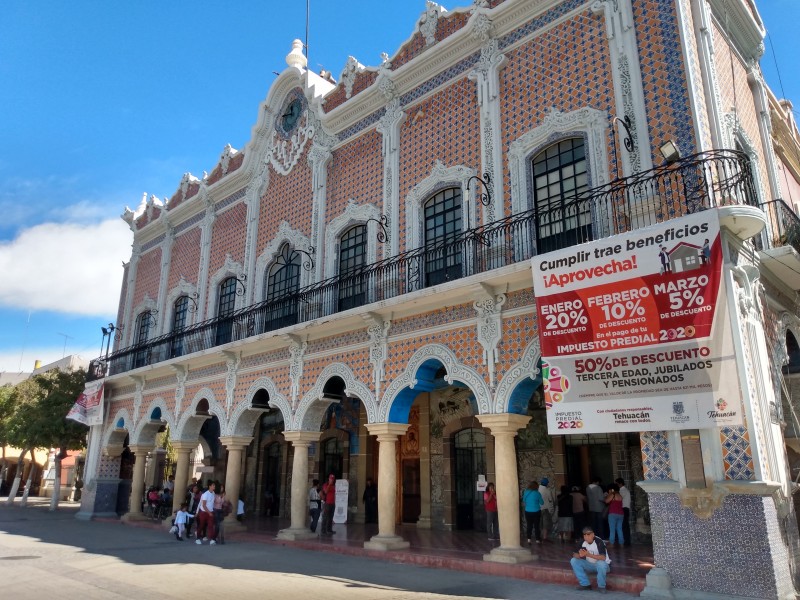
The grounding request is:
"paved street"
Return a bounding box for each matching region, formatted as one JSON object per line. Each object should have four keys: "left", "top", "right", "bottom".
{"left": 0, "top": 500, "right": 632, "bottom": 599}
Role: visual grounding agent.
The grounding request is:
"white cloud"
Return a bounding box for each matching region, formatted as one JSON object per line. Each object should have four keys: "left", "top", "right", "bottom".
{"left": 0, "top": 218, "right": 132, "bottom": 316}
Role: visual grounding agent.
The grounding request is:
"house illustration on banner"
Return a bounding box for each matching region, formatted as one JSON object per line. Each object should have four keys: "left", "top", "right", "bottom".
{"left": 666, "top": 242, "right": 703, "bottom": 273}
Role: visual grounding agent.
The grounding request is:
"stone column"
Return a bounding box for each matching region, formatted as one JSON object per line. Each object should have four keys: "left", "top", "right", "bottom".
{"left": 122, "top": 445, "right": 150, "bottom": 522}
{"left": 171, "top": 442, "right": 195, "bottom": 513}
{"left": 477, "top": 414, "right": 535, "bottom": 564}
{"left": 220, "top": 436, "right": 252, "bottom": 532}
{"left": 277, "top": 431, "right": 319, "bottom": 541}
{"left": 364, "top": 423, "right": 410, "bottom": 551}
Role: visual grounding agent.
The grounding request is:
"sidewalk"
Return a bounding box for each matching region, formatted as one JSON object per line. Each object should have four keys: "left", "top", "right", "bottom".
{"left": 118, "top": 509, "right": 652, "bottom": 595}
{"left": 2, "top": 497, "right": 650, "bottom": 594}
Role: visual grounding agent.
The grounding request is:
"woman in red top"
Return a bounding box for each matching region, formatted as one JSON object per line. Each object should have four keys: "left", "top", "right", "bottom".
{"left": 483, "top": 482, "right": 499, "bottom": 541}
{"left": 604, "top": 484, "right": 624, "bottom": 545}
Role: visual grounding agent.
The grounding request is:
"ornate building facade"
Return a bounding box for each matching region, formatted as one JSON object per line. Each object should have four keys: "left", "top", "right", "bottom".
{"left": 79, "top": 1, "right": 800, "bottom": 597}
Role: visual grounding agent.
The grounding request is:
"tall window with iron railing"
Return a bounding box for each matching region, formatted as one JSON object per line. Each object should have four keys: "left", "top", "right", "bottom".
{"left": 338, "top": 224, "right": 367, "bottom": 311}
{"left": 264, "top": 244, "right": 301, "bottom": 331}
{"left": 532, "top": 138, "right": 590, "bottom": 253}
{"left": 215, "top": 277, "right": 237, "bottom": 345}
{"left": 424, "top": 187, "right": 463, "bottom": 286}
{"left": 132, "top": 311, "right": 152, "bottom": 368}
{"left": 170, "top": 296, "right": 189, "bottom": 358}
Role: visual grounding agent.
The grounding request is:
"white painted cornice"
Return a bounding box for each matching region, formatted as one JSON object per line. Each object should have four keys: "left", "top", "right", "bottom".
{"left": 707, "top": 0, "right": 765, "bottom": 61}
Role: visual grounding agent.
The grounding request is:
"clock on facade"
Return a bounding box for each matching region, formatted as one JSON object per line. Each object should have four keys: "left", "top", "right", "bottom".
{"left": 281, "top": 98, "right": 303, "bottom": 132}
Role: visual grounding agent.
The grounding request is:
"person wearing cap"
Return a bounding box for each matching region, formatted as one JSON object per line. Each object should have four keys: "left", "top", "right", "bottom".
{"left": 539, "top": 477, "right": 555, "bottom": 542}
{"left": 571, "top": 526, "right": 612, "bottom": 593}
{"left": 320, "top": 473, "right": 337, "bottom": 535}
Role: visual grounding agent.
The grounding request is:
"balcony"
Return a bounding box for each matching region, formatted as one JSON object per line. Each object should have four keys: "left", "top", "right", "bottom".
{"left": 100, "top": 149, "right": 758, "bottom": 377}
{"left": 757, "top": 199, "right": 800, "bottom": 290}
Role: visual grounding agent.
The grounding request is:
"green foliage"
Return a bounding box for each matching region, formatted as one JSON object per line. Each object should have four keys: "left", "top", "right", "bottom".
{"left": 0, "top": 385, "right": 14, "bottom": 448}
{"left": 7, "top": 368, "right": 88, "bottom": 454}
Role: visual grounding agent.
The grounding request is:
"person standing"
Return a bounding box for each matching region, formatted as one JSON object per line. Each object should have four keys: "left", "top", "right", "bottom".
{"left": 362, "top": 477, "right": 378, "bottom": 524}
{"left": 185, "top": 484, "right": 201, "bottom": 538}
{"left": 604, "top": 484, "right": 624, "bottom": 546}
{"left": 320, "top": 474, "right": 337, "bottom": 535}
{"left": 615, "top": 478, "right": 632, "bottom": 546}
{"left": 196, "top": 481, "right": 216, "bottom": 545}
{"left": 586, "top": 477, "right": 605, "bottom": 538}
{"left": 483, "top": 482, "right": 499, "bottom": 541}
{"left": 173, "top": 502, "right": 189, "bottom": 541}
{"left": 555, "top": 485, "right": 574, "bottom": 543}
{"left": 308, "top": 479, "right": 321, "bottom": 533}
{"left": 571, "top": 486, "right": 588, "bottom": 542}
{"left": 539, "top": 477, "right": 555, "bottom": 542}
{"left": 522, "top": 481, "right": 544, "bottom": 544}
{"left": 570, "top": 526, "right": 612, "bottom": 593}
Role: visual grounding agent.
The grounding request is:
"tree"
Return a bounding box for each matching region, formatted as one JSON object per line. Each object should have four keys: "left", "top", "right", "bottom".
{"left": 0, "top": 385, "right": 15, "bottom": 496}
{"left": 6, "top": 369, "right": 88, "bottom": 509}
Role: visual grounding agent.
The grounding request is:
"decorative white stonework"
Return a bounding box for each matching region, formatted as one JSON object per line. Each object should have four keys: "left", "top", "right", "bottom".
{"left": 266, "top": 113, "right": 313, "bottom": 176}
{"left": 468, "top": 35, "right": 505, "bottom": 222}
{"left": 494, "top": 338, "right": 541, "bottom": 414}
{"left": 379, "top": 343, "right": 492, "bottom": 421}
{"left": 176, "top": 387, "right": 225, "bottom": 442}
{"left": 102, "top": 408, "right": 131, "bottom": 447}
{"left": 405, "top": 161, "right": 477, "bottom": 251}
{"left": 339, "top": 56, "right": 366, "bottom": 99}
{"left": 377, "top": 98, "right": 406, "bottom": 257}
{"left": 130, "top": 375, "right": 145, "bottom": 425}
{"left": 222, "top": 351, "right": 241, "bottom": 415}
{"left": 509, "top": 107, "right": 610, "bottom": 217}
{"left": 723, "top": 112, "right": 767, "bottom": 205}
{"left": 376, "top": 53, "right": 396, "bottom": 101}
{"left": 473, "top": 285, "right": 506, "bottom": 389}
{"left": 243, "top": 163, "right": 270, "bottom": 304}
{"left": 255, "top": 222, "right": 313, "bottom": 300}
{"left": 129, "top": 294, "right": 158, "bottom": 346}
{"left": 216, "top": 144, "right": 237, "bottom": 175}
{"left": 178, "top": 172, "right": 199, "bottom": 199}
{"left": 590, "top": 0, "right": 652, "bottom": 175}
{"left": 364, "top": 313, "right": 391, "bottom": 412}
{"left": 294, "top": 363, "right": 375, "bottom": 430}
{"left": 228, "top": 376, "right": 291, "bottom": 437}
{"left": 172, "top": 365, "right": 187, "bottom": 420}
{"left": 324, "top": 201, "right": 381, "bottom": 278}
{"left": 419, "top": 1, "right": 447, "bottom": 47}
{"left": 286, "top": 335, "right": 307, "bottom": 409}
{"left": 134, "top": 397, "right": 173, "bottom": 445}
{"left": 470, "top": 11, "right": 493, "bottom": 42}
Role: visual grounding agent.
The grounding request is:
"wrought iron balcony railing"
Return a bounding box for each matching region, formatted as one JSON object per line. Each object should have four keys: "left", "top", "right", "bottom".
{"left": 758, "top": 199, "right": 800, "bottom": 254}
{"left": 99, "top": 149, "right": 757, "bottom": 377}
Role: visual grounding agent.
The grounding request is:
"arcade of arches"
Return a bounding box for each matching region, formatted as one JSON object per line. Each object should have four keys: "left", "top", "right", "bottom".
{"left": 97, "top": 368, "right": 645, "bottom": 562}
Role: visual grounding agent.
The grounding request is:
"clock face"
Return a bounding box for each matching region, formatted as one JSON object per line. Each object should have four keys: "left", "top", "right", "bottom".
{"left": 281, "top": 98, "right": 303, "bottom": 132}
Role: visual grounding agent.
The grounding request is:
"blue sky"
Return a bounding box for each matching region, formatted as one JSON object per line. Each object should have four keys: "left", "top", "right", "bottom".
{"left": 0, "top": 1, "right": 798, "bottom": 373}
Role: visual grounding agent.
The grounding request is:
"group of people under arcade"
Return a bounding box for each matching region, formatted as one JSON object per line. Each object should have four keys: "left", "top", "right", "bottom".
{"left": 485, "top": 476, "right": 632, "bottom": 593}
{"left": 504, "top": 476, "right": 632, "bottom": 547}
{"left": 307, "top": 475, "right": 378, "bottom": 535}
{"left": 169, "top": 477, "right": 241, "bottom": 544}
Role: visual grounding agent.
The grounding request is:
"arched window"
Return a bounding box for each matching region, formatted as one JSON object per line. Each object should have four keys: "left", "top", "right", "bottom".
{"left": 215, "top": 277, "right": 237, "bottom": 345}
{"left": 338, "top": 224, "right": 367, "bottom": 311}
{"left": 532, "top": 138, "right": 590, "bottom": 253}
{"left": 132, "top": 311, "right": 152, "bottom": 368}
{"left": 320, "top": 437, "right": 343, "bottom": 480}
{"left": 264, "top": 244, "right": 301, "bottom": 331}
{"left": 424, "top": 187, "right": 462, "bottom": 286}
{"left": 170, "top": 296, "right": 189, "bottom": 358}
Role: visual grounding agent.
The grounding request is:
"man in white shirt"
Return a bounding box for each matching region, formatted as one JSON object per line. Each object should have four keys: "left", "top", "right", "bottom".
{"left": 615, "top": 478, "right": 632, "bottom": 547}
{"left": 196, "top": 481, "right": 217, "bottom": 545}
{"left": 570, "top": 526, "right": 612, "bottom": 593}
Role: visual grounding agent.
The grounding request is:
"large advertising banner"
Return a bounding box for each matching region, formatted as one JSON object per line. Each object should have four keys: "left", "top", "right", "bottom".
{"left": 66, "top": 380, "right": 105, "bottom": 426}
{"left": 532, "top": 210, "right": 742, "bottom": 434}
